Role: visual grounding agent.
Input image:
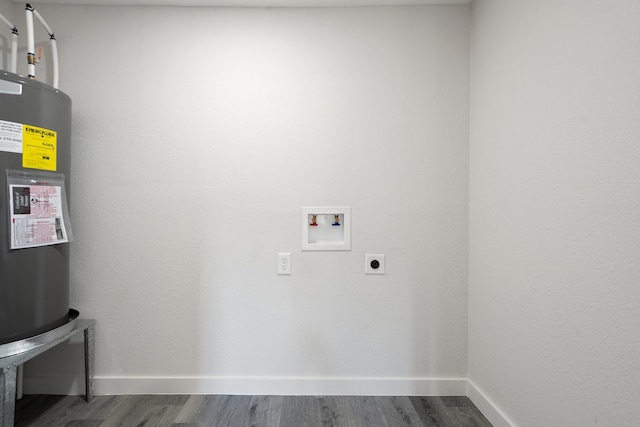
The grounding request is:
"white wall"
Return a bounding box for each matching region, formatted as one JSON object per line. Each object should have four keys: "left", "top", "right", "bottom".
{"left": 469, "top": 1, "right": 640, "bottom": 426}
{"left": 21, "top": 4, "right": 471, "bottom": 395}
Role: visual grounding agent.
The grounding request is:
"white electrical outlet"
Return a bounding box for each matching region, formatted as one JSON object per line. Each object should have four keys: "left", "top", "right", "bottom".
{"left": 277, "top": 253, "right": 291, "bottom": 275}
{"left": 365, "top": 254, "right": 385, "bottom": 275}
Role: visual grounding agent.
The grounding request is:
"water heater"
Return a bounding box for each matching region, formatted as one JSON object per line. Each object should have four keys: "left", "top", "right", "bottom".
{"left": 0, "top": 70, "right": 72, "bottom": 345}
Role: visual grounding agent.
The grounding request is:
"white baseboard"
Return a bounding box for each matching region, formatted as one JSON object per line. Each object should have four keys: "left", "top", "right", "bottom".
{"left": 24, "top": 376, "right": 468, "bottom": 397}
{"left": 466, "top": 380, "right": 514, "bottom": 427}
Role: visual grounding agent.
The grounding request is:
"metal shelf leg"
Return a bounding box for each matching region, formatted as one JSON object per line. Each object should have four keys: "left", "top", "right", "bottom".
{"left": 1, "top": 367, "right": 17, "bottom": 427}
{"left": 84, "top": 323, "right": 94, "bottom": 402}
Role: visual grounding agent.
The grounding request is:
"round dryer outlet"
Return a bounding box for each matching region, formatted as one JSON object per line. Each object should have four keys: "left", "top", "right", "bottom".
{"left": 365, "top": 254, "right": 385, "bottom": 275}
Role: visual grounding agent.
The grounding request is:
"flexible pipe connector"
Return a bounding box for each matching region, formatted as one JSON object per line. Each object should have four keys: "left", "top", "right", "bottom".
{"left": 0, "top": 12, "right": 18, "bottom": 74}
{"left": 11, "top": 27, "right": 18, "bottom": 73}
{"left": 25, "top": 4, "right": 35, "bottom": 79}
{"left": 0, "top": 13, "right": 12, "bottom": 28}
{"left": 32, "top": 9, "right": 58, "bottom": 89}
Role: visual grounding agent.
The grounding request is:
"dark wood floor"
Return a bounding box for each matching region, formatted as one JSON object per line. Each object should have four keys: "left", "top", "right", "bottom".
{"left": 14, "top": 394, "right": 492, "bottom": 427}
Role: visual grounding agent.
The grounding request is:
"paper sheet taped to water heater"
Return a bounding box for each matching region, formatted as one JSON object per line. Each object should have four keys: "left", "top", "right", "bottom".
{"left": 9, "top": 183, "right": 68, "bottom": 249}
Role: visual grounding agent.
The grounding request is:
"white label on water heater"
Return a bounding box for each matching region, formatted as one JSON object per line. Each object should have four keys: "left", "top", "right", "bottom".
{"left": 9, "top": 183, "right": 69, "bottom": 249}
{"left": 0, "top": 119, "right": 23, "bottom": 154}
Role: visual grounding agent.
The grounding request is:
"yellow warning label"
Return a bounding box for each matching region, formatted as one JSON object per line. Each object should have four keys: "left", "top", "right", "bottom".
{"left": 22, "top": 124, "right": 57, "bottom": 171}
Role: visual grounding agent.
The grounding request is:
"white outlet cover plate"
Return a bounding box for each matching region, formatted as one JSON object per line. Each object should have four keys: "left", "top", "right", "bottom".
{"left": 277, "top": 252, "right": 291, "bottom": 275}
{"left": 365, "top": 254, "right": 385, "bottom": 274}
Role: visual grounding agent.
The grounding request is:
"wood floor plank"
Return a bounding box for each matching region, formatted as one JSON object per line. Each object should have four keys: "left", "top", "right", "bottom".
{"left": 130, "top": 402, "right": 174, "bottom": 426}
{"left": 172, "top": 395, "right": 209, "bottom": 424}
{"left": 357, "top": 396, "right": 390, "bottom": 427}
{"left": 156, "top": 403, "right": 192, "bottom": 427}
{"left": 409, "top": 396, "right": 458, "bottom": 427}
{"left": 247, "top": 395, "right": 283, "bottom": 427}
{"left": 14, "top": 395, "right": 69, "bottom": 427}
{"left": 317, "top": 396, "right": 386, "bottom": 427}
{"left": 189, "top": 395, "right": 226, "bottom": 426}
{"left": 71, "top": 396, "right": 129, "bottom": 424}
{"left": 47, "top": 398, "right": 103, "bottom": 427}
{"left": 140, "top": 395, "right": 191, "bottom": 427}
{"left": 186, "top": 394, "right": 252, "bottom": 426}
{"left": 16, "top": 395, "right": 128, "bottom": 427}
{"left": 78, "top": 395, "right": 186, "bottom": 427}
{"left": 63, "top": 421, "right": 103, "bottom": 427}
{"left": 438, "top": 396, "right": 492, "bottom": 427}
{"left": 378, "top": 396, "right": 425, "bottom": 426}
{"left": 209, "top": 395, "right": 253, "bottom": 427}
{"left": 279, "top": 396, "right": 323, "bottom": 427}
{"left": 318, "top": 396, "right": 341, "bottom": 427}
{"left": 99, "top": 394, "right": 159, "bottom": 427}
